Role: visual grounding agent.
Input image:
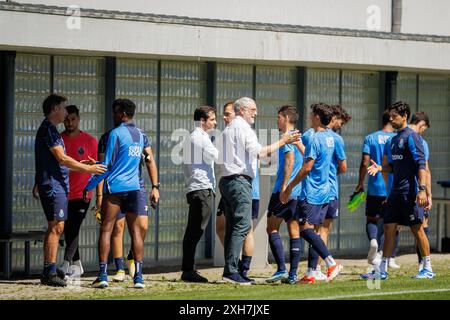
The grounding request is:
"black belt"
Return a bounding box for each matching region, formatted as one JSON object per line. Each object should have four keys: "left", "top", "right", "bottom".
{"left": 223, "top": 174, "right": 252, "bottom": 183}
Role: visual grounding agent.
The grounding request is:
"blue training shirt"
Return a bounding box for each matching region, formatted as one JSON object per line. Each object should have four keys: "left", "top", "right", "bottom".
{"left": 300, "top": 129, "right": 335, "bottom": 205}
{"left": 422, "top": 138, "right": 429, "bottom": 161}
{"left": 34, "top": 118, "right": 69, "bottom": 195}
{"left": 362, "top": 130, "right": 396, "bottom": 197}
{"left": 252, "top": 166, "right": 260, "bottom": 200}
{"left": 387, "top": 127, "right": 427, "bottom": 196}
{"left": 301, "top": 128, "right": 314, "bottom": 148}
{"left": 86, "top": 122, "right": 144, "bottom": 193}
{"left": 329, "top": 129, "right": 346, "bottom": 201}
{"left": 98, "top": 128, "right": 150, "bottom": 189}
{"left": 272, "top": 143, "right": 303, "bottom": 199}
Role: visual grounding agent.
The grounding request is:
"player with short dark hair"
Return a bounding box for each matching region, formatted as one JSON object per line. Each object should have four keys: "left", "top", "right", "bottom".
{"left": 365, "top": 102, "right": 434, "bottom": 280}
{"left": 33, "top": 94, "right": 106, "bottom": 287}
{"left": 265, "top": 105, "right": 304, "bottom": 284}
{"left": 356, "top": 110, "right": 399, "bottom": 269}
{"left": 84, "top": 98, "right": 147, "bottom": 288}
{"left": 409, "top": 111, "right": 432, "bottom": 272}
{"left": 281, "top": 103, "right": 343, "bottom": 282}
{"left": 59, "top": 105, "right": 100, "bottom": 278}
{"left": 301, "top": 105, "right": 349, "bottom": 282}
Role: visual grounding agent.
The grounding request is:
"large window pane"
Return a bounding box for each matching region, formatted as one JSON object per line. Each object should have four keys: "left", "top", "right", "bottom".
{"left": 12, "top": 54, "right": 51, "bottom": 271}
{"left": 159, "top": 61, "right": 207, "bottom": 262}
{"left": 340, "top": 71, "right": 380, "bottom": 252}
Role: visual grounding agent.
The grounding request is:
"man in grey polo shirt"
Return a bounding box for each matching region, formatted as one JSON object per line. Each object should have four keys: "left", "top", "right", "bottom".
{"left": 218, "top": 97, "right": 300, "bottom": 285}
{"left": 181, "top": 105, "right": 218, "bottom": 283}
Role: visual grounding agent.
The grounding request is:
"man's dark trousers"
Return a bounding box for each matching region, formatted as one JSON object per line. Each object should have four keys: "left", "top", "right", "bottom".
{"left": 182, "top": 189, "right": 213, "bottom": 271}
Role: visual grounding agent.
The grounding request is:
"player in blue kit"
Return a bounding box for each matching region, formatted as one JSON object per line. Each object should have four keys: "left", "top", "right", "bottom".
{"left": 281, "top": 103, "right": 343, "bottom": 282}
{"left": 356, "top": 110, "right": 398, "bottom": 267}
{"left": 33, "top": 94, "right": 106, "bottom": 287}
{"left": 409, "top": 112, "right": 432, "bottom": 272}
{"left": 305, "top": 105, "right": 350, "bottom": 282}
{"left": 97, "top": 127, "right": 159, "bottom": 282}
{"left": 265, "top": 105, "right": 304, "bottom": 284}
{"left": 366, "top": 102, "right": 434, "bottom": 280}
{"left": 83, "top": 99, "right": 147, "bottom": 288}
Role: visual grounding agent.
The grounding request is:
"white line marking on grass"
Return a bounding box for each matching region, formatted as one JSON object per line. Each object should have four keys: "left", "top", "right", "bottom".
{"left": 305, "top": 288, "right": 450, "bottom": 300}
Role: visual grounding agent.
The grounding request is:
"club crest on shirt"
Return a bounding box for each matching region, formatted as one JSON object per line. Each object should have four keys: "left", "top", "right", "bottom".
{"left": 326, "top": 137, "right": 335, "bottom": 148}
{"left": 78, "top": 147, "right": 85, "bottom": 156}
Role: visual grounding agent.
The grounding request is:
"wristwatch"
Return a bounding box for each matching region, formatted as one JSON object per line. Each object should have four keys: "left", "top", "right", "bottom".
{"left": 152, "top": 183, "right": 160, "bottom": 190}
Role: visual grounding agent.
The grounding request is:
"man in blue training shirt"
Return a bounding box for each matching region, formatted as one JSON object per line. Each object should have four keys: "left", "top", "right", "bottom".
{"left": 300, "top": 105, "right": 350, "bottom": 283}
{"left": 33, "top": 94, "right": 106, "bottom": 287}
{"left": 83, "top": 99, "right": 146, "bottom": 288}
{"left": 356, "top": 110, "right": 398, "bottom": 268}
{"left": 367, "top": 101, "right": 434, "bottom": 280}
{"left": 409, "top": 112, "right": 432, "bottom": 272}
{"left": 96, "top": 123, "right": 159, "bottom": 283}
{"left": 281, "top": 103, "right": 343, "bottom": 282}
{"left": 265, "top": 105, "right": 304, "bottom": 284}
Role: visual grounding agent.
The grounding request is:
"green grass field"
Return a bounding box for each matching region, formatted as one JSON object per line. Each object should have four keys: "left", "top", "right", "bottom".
{"left": 1, "top": 254, "right": 449, "bottom": 300}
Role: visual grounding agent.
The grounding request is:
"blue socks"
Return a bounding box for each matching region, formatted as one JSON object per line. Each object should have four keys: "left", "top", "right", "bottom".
{"left": 114, "top": 257, "right": 125, "bottom": 271}
{"left": 135, "top": 261, "right": 143, "bottom": 278}
{"left": 239, "top": 255, "right": 252, "bottom": 277}
{"left": 300, "top": 229, "right": 330, "bottom": 260}
{"left": 99, "top": 262, "right": 107, "bottom": 276}
{"left": 43, "top": 262, "right": 56, "bottom": 276}
{"left": 392, "top": 230, "right": 400, "bottom": 257}
{"left": 366, "top": 221, "right": 378, "bottom": 241}
{"left": 289, "top": 238, "right": 301, "bottom": 277}
{"left": 269, "top": 232, "right": 286, "bottom": 272}
{"left": 307, "top": 246, "right": 320, "bottom": 269}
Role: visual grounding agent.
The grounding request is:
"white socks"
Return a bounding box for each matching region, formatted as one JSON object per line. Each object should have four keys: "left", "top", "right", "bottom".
{"left": 325, "top": 256, "right": 336, "bottom": 267}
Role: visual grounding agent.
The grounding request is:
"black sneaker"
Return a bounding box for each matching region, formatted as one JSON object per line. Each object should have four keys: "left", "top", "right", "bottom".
{"left": 222, "top": 273, "right": 251, "bottom": 285}
{"left": 181, "top": 270, "right": 208, "bottom": 283}
{"left": 56, "top": 268, "right": 66, "bottom": 280}
{"left": 41, "top": 273, "right": 67, "bottom": 287}
{"left": 240, "top": 273, "right": 256, "bottom": 284}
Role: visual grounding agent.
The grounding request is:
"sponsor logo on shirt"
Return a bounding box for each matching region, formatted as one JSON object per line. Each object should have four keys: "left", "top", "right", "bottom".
{"left": 378, "top": 135, "right": 390, "bottom": 145}
{"left": 398, "top": 138, "right": 404, "bottom": 149}
{"left": 392, "top": 154, "right": 403, "bottom": 160}
{"left": 128, "top": 146, "right": 142, "bottom": 157}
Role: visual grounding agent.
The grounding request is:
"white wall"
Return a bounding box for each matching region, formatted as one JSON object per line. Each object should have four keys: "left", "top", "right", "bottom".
{"left": 13, "top": 0, "right": 392, "bottom": 32}
{"left": 2, "top": 10, "right": 450, "bottom": 72}
{"left": 402, "top": 0, "right": 450, "bottom": 36}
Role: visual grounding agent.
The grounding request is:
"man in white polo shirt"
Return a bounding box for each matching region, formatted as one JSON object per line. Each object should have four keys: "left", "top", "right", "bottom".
{"left": 181, "top": 106, "right": 218, "bottom": 283}
{"left": 218, "top": 97, "right": 300, "bottom": 285}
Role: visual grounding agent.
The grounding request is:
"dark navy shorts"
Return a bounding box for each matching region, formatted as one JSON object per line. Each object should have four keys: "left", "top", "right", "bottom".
{"left": 325, "top": 198, "right": 339, "bottom": 220}
{"left": 418, "top": 206, "right": 430, "bottom": 218}
{"left": 267, "top": 192, "right": 298, "bottom": 222}
{"left": 113, "top": 189, "right": 148, "bottom": 220}
{"left": 297, "top": 200, "right": 329, "bottom": 226}
{"left": 383, "top": 194, "right": 423, "bottom": 226}
{"left": 218, "top": 197, "right": 259, "bottom": 220}
{"left": 365, "top": 195, "right": 386, "bottom": 218}
{"left": 39, "top": 191, "right": 68, "bottom": 222}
